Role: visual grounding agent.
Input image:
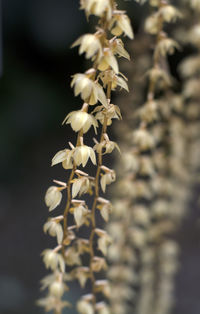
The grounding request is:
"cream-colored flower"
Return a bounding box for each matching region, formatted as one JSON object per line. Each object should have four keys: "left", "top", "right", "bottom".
{"left": 45, "top": 186, "right": 62, "bottom": 212}
{"left": 132, "top": 206, "right": 150, "bottom": 227}
{"left": 80, "top": 0, "right": 112, "bottom": 20}
{"left": 51, "top": 149, "right": 73, "bottom": 169}
{"left": 96, "top": 302, "right": 110, "bottom": 314}
{"left": 72, "top": 177, "right": 90, "bottom": 198}
{"left": 72, "top": 267, "right": 90, "bottom": 288}
{"left": 73, "top": 145, "right": 96, "bottom": 167}
{"left": 183, "top": 78, "right": 200, "bottom": 98}
{"left": 98, "top": 48, "right": 119, "bottom": 74}
{"left": 110, "top": 13, "right": 134, "bottom": 39}
{"left": 42, "top": 249, "right": 65, "bottom": 272}
{"left": 94, "top": 103, "right": 122, "bottom": 125}
{"left": 149, "top": 0, "right": 159, "bottom": 6}
{"left": 145, "top": 13, "right": 160, "bottom": 34}
{"left": 63, "top": 110, "right": 98, "bottom": 134}
{"left": 43, "top": 220, "right": 63, "bottom": 244}
{"left": 112, "top": 38, "right": 130, "bottom": 60}
{"left": 95, "top": 280, "right": 111, "bottom": 298}
{"left": 37, "top": 296, "right": 71, "bottom": 312}
{"left": 95, "top": 229, "right": 112, "bottom": 255}
{"left": 190, "top": 0, "right": 200, "bottom": 11}
{"left": 97, "top": 197, "right": 113, "bottom": 222}
{"left": 100, "top": 70, "right": 129, "bottom": 92}
{"left": 72, "top": 34, "right": 102, "bottom": 59}
{"left": 138, "top": 101, "right": 158, "bottom": 123}
{"left": 189, "top": 24, "right": 200, "bottom": 45}
{"left": 133, "top": 129, "right": 155, "bottom": 151}
{"left": 40, "top": 272, "right": 71, "bottom": 291}
{"left": 91, "top": 256, "right": 107, "bottom": 272}
{"left": 77, "top": 299, "right": 94, "bottom": 314}
{"left": 160, "top": 5, "right": 181, "bottom": 23}
{"left": 94, "top": 139, "right": 120, "bottom": 155}
{"left": 100, "top": 171, "right": 116, "bottom": 192}
{"left": 139, "top": 156, "right": 155, "bottom": 176}
{"left": 49, "top": 280, "right": 65, "bottom": 298}
{"left": 152, "top": 200, "right": 168, "bottom": 218}
{"left": 179, "top": 56, "right": 200, "bottom": 78}
{"left": 71, "top": 72, "right": 107, "bottom": 106}
{"left": 121, "top": 152, "right": 139, "bottom": 172}
{"left": 65, "top": 247, "right": 81, "bottom": 266}
{"left": 73, "top": 204, "right": 88, "bottom": 227}
{"left": 160, "top": 241, "right": 179, "bottom": 259}
{"left": 129, "top": 228, "right": 146, "bottom": 248}
{"left": 155, "top": 38, "right": 180, "bottom": 57}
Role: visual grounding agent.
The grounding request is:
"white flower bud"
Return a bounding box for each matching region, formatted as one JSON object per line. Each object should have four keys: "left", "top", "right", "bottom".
{"left": 91, "top": 257, "right": 107, "bottom": 272}
{"left": 45, "top": 186, "right": 62, "bottom": 212}
{"left": 150, "top": 0, "right": 159, "bottom": 6}
{"left": 63, "top": 110, "right": 98, "bottom": 134}
{"left": 96, "top": 230, "right": 112, "bottom": 256}
{"left": 129, "top": 228, "right": 146, "bottom": 248}
{"left": 190, "top": 0, "right": 200, "bottom": 11}
{"left": 179, "top": 56, "right": 200, "bottom": 78}
{"left": 77, "top": 300, "right": 94, "bottom": 314}
{"left": 42, "top": 249, "right": 65, "bottom": 272}
{"left": 189, "top": 24, "right": 200, "bottom": 45}
{"left": 72, "top": 267, "right": 90, "bottom": 288}
{"left": 145, "top": 14, "right": 160, "bottom": 34}
{"left": 132, "top": 206, "right": 149, "bottom": 226}
{"left": 72, "top": 177, "right": 90, "bottom": 198}
{"left": 43, "top": 220, "right": 63, "bottom": 244}
{"left": 74, "top": 145, "right": 96, "bottom": 167}
{"left": 95, "top": 280, "right": 111, "bottom": 298}
{"left": 112, "top": 38, "right": 130, "bottom": 60}
{"left": 72, "top": 34, "right": 102, "bottom": 59}
{"left": 65, "top": 247, "right": 81, "bottom": 266}
{"left": 49, "top": 281, "right": 65, "bottom": 298}
{"left": 80, "top": 0, "right": 112, "bottom": 20}
{"left": 111, "top": 13, "right": 134, "bottom": 39}
{"left": 160, "top": 241, "right": 179, "bottom": 259}
{"left": 139, "top": 101, "right": 158, "bottom": 123}
{"left": 147, "top": 67, "right": 171, "bottom": 87}
{"left": 100, "top": 171, "right": 116, "bottom": 192}
{"left": 96, "top": 302, "right": 110, "bottom": 314}
{"left": 133, "top": 129, "right": 155, "bottom": 151}
{"left": 73, "top": 205, "right": 87, "bottom": 227}
{"left": 160, "top": 5, "right": 181, "bottom": 23}
{"left": 98, "top": 48, "right": 119, "bottom": 74}
{"left": 71, "top": 73, "right": 107, "bottom": 107}
{"left": 155, "top": 38, "right": 180, "bottom": 57}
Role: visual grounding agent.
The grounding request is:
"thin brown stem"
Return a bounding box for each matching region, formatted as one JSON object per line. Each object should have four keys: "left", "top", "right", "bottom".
{"left": 89, "top": 82, "right": 111, "bottom": 309}
{"left": 62, "top": 130, "right": 83, "bottom": 257}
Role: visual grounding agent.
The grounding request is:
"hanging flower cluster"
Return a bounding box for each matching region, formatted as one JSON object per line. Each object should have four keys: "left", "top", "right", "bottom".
{"left": 38, "top": 0, "right": 133, "bottom": 313}
{"left": 107, "top": 1, "right": 182, "bottom": 314}
{"left": 37, "top": 1, "right": 200, "bottom": 314}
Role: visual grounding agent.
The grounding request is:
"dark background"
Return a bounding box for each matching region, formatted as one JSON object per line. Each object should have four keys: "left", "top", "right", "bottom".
{"left": 0, "top": 0, "right": 200, "bottom": 313}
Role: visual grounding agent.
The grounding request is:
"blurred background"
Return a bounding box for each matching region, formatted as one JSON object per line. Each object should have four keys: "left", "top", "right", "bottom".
{"left": 0, "top": 0, "right": 200, "bottom": 313}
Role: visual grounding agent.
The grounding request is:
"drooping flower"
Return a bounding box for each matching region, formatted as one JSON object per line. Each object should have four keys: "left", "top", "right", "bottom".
{"left": 43, "top": 219, "right": 64, "bottom": 244}
{"left": 72, "top": 34, "right": 102, "bottom": 60}
{"left": 51, "top": 149, "right": 73, "bottom": 169}
{"left": 110, "top": 12, "right": 134, "bottom": 39}
{"left": 42, "top": 249, "right": 65, "bottom": 272}
{"left": 80, "top": 0, "right": 112, "bottom": 20}
{"left": 45, "top": 186, "right": 63, "bottom": 212}
{"left": 63, "top": 110, "right": 98, "bottom": 134}
{"left": 73, "top": 145, "right": 96, "bottom": 167}
{"left": 71, "top": 72, "right": 107, "bottom": 107}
